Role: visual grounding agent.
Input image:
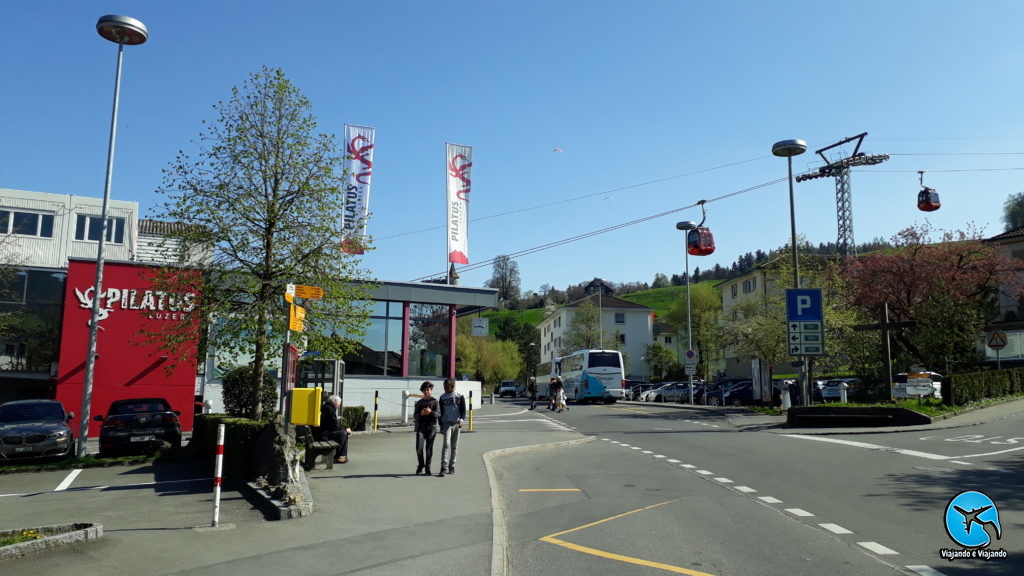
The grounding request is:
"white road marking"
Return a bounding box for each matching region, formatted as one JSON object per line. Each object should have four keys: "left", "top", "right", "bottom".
{"left": 758, "top": 496, "right": 783, "bottom": 504}
{"left": 819, "top": 523, "right": 853, "bottom": 534}
{"left": 696, "top": 469, "right": 713, "bottom": 475}
{"left": 54, "top": 468, "right": 82, "bottom": 491}
{"left": 858, "top": 541, "right": 899, "bottom": 555}
{"left": 782, "top": 434, "right": 949, "bottom": 460}
{"left": 713, "top": 477, "right": 733, "bottom": 483}
{"left": 620, "top": 443, "right": 632, "bottom": 447}
{"left": 680, "top": 464, "right": 696, "bottom": 469}
{"left": 905, "top": 566, "right": 948, "bottom": 576}
{"left": 785, "top": 508, "right": 814, "bottom": 517}
{"left": 950, "top": 460, "right": 972, "bottom": 466}
{"left": 919, "top": 436, "right": 934, "bottom": 440}
{"left": 654, "top": 455, "right": 666, "bottom": 459}
{"left": 630, "top": 446, "right": 642, "bottom": 450}
{"left": 667, "top": 459, "right": 680, "bottom": 463}
{"left": 735, "top": 486, "right": 757, "bottom": 493}
{"left": 641, "top": 450, "right": 653, "bottom": 454}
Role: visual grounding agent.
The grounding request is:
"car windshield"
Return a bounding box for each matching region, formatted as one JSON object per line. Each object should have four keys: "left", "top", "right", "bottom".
{"left": 0, "top": 403, "right": 64, "bottom": 422}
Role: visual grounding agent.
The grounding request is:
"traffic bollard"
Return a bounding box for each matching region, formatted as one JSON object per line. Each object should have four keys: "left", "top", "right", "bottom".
{"left": 212, "top": 423, "right": 225, "bottom": 528}
{"left": 373, "top": 390, "right": 380, "bottom": 431}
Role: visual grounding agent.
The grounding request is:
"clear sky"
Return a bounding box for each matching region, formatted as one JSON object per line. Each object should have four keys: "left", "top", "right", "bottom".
{"left": 3, "top": 2, "right": 1022, "bottom": 295}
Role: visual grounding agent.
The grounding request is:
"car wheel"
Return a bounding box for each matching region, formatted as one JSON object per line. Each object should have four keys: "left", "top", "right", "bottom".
{"left": 656, "top": 395, "right": 664, "bottom": 403}
{"left": 707, "top": 396, "right": 721, "bottom": 406}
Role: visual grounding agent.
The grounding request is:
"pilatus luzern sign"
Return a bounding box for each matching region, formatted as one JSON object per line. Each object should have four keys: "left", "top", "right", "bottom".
{"left": 75, "top": 285, "right": 197, "bottom": 325}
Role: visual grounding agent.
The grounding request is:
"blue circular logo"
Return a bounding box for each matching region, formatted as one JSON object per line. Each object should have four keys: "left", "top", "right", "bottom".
{"left": 944, "top": 491, "right": 1002, "bottom": 549}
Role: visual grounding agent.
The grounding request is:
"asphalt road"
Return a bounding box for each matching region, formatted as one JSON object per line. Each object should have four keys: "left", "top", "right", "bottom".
{"left": 493, "top": 399, "right": 1023, "bottom": 576}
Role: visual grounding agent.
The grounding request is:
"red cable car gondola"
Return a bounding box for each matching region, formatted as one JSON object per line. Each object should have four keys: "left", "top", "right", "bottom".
{"left": 917, "top": 171, "right": 941, "bottom": 212}
{"left": 687, "top": 227, "right": 715, "bottom": 256}
{"left": 685, "top": 200, "right": 716, "bottom": 256}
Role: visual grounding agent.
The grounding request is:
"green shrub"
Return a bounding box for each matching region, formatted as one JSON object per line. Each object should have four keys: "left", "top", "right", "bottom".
{"left": 342, "top": 406, "right": 368, "bottom": 431}
{"left": 222, "top": 366, "right": 279, "bottom": 419}
{"left": 189, "top": 413, "right": 269, "bottom": 479}
{"left": 947, "top": 368, "right": 1024, "bottom": 405}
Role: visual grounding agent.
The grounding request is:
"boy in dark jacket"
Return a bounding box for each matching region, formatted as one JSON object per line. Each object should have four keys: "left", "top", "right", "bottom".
{"left": 413, "top": 381, "right": 439, "bottom": 475}
{"left": 437, "top": 378, "right": 466, "bottom": 477}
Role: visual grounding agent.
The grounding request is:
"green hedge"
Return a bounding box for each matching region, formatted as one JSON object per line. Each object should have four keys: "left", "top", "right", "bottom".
{"left": 342, "top": 406, "right": 368, "bottom": 431}
{"left": 190, "top": 414, "right": 270, "bottom": 479}
{"left": 946, "top": 368, "right": 1024, "bottom": 405}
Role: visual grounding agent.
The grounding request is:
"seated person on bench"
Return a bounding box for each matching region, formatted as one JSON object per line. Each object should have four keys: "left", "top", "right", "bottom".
{"left": 320, "top": 395, "right": 351, "bottom": 464}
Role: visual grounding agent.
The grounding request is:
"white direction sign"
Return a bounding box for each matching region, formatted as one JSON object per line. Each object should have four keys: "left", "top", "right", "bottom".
{"left": 787, "top": 321, "right": 824, "bottom": 356}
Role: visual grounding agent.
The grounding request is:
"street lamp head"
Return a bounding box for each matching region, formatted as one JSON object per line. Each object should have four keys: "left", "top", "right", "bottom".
{"left": 675, "top": 220, "right": 698, "bottom": 231}
{"left": 772, "top": 139, "right": 807, "bottom": 158}
{"left": 97, "top": 15, "right": 148, "bottom": 45}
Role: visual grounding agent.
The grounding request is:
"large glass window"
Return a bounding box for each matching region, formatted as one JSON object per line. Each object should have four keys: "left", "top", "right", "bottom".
{"left": 408, "top": 303, "right": 450, "bottom": 378}
{"left": 342, "top": 301, "right": 404, "bottom": 376}
{"left": 75, "top": 214, "right": 126, "bottom": 244}
{"left": 0, "top": 270, "right": 65, "bottom": 375}
{"left": 0, "top": 210, "right": 54, "bottom": 238}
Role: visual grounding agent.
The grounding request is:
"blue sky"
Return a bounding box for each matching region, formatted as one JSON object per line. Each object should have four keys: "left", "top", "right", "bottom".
{"left": 3, "top": 2, "right": 1022, "bottom": 294}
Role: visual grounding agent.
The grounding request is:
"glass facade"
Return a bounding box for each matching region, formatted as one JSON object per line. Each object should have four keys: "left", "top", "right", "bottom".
{"left": 0, "top": 270, "right": 65, "bottom": 378}
{"left": 342, "top": 301, "right": 404, "bottom": 376}
{"left": 340, "top": 300, "right": 453, "bottom": 378}
{"left": 408, "top": 303, "right": 450, "bottom": 378}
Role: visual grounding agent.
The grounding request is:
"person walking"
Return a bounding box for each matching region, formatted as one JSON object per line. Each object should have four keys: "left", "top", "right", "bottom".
{"left": 320, "top": 395, "right": 351, "bottom": 464}
{"left": 413, "top": 381, "right": 439, "bottom": 476}
{"left": 437, "top": 378, "right": 466, "bottom": 477}
{"left": 548, "top": 377, "right": 564, "bottom": 411}
{"left": 527, "top": 376, "right": 537, "bottom": 410}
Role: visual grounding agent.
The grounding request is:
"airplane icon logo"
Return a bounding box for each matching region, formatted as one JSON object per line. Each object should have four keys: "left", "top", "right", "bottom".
{"left": 945, "top": 491, "right": 1002, "bottom": 549}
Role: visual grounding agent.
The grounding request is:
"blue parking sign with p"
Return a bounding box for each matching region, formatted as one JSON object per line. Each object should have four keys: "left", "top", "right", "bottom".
{"left": 786, "top": 289, "right": 822, "bottom": 322}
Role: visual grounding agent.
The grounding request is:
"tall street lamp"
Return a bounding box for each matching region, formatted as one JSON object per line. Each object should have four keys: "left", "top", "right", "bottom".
{"left": 772, "top": 139, "right": 807, "bottom": 406}
{"left": 78, "top": 15, "right": 149, "bottom": 458}
{"left": 675, "top": 220, "right": 697, "bottom": 404}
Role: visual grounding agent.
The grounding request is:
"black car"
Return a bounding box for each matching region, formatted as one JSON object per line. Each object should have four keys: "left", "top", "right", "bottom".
{"left": 95, "top": 398, "right": 182, "bottom": 457}
{"left": 721, "top": 380, "right": 755, "bottom": 406}
{"left": 0, "top": 399, "right": 75, "bottom": 461}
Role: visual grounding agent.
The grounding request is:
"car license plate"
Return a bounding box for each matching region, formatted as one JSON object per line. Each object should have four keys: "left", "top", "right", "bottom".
{"left": 15, "top": 446, "right": 33, "bottom": 453}
{"left": 130, "top": 435, "right": 156, "bottom": 442}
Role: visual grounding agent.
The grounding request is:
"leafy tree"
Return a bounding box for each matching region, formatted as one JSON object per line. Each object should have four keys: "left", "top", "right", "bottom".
{"left": 1003, "top": 192, "right": 1024, "bottom": 231}
{"left": 456, "top": 317, "right": 523, "bottom": 386}
{"left": 494, "top": 317, "right": 540, "bottom": 381}
{"left": 663, "top": 282, "right": 722, "bottom": 381}
{"left": 152, "top": 66, "right": 374, "bottom": 419}
{"left": 222, "top": 365, "right": 278, "bottom": 419}
{"left": 642, "top": 342, "right": 676, "bottom": 379}
{"left": 842, "top": 223, "right": 1023, "bottom": 374}
{"left": 651, "top": 273, "right": 671, "bottom": 289}
{"left": 486, "top": 255, "right": 521, "bottom": 309}
{"left": 559, "top": 298, "right": 602, "bottom": 354}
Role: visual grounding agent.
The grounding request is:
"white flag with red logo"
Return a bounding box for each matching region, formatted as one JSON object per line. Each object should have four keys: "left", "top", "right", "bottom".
{"left": 446, "top": 143, "right": 472, "bottom": 265}
{"left": 341, "top": 124, "right": 375, "bottom": 254}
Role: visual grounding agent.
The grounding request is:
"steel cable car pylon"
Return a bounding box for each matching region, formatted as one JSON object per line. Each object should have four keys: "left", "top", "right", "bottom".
{"left": 687, "top": 200, "right": 715, "bottom": 256}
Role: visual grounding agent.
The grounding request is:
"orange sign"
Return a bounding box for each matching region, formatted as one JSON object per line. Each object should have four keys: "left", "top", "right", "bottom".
{"left": 289, "top": 304, "right": 306, "bottom": 332}
{"left": 293, "top": 285, "right": 325, "bottom": 299}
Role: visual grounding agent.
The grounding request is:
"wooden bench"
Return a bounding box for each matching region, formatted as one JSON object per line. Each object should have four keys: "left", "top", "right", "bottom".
{"left": 295, "top": 425, "right": 340, "bottom": 471}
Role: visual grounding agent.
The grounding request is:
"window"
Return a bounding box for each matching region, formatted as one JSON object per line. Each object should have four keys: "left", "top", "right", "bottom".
{"left": 743, "top": 278, "right": 757, "bottom": 293}
{"left": 75, "top": 214, "right": 126, "bottom": 244}
{"left": 0, "top": 210, "right": 54, "bottom": 238}
{"left": 615, "top": 313, "right": 625, "bottom": 324}
{"left": 664, "top": 336, "right": 673, "bottom": 345}
{"left": 618, "top": 334, "right": 626, "bottom": 344}
{"left": 731, "top": 284, "right": 738, "bottom": 298}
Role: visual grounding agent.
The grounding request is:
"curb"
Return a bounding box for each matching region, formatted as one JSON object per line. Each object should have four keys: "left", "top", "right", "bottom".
{"left": 240, "top": 468, "right": 315, "bottom": 520}
{"left": 484, "top": 435, "right": 595, "bottom": 576}
{"left": 0, "top": 523, "right": 103, "bottom": 561}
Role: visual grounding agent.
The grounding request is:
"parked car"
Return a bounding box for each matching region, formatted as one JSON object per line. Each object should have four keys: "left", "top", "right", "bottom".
{"left": 894, "top": 371, "right": 943, "bottom": 399}
{"left": 641, "top": 382, "right": 693, "bottom": 403}
{"left": 0, "top": 399, "right": 75, "bottom": 461}
{"left": 820, "top": 378, "right": 863, "bottom": 402}
{"left": 498, "top": 380, "right": 519, "bottom": 398}
{"left": 628, "top": 383, "right": 655, "bottom": 401}
{"left": 94, "top": 398, "right": 182, "bottom": 457}
{"left": 720, "top": 380, "right": 755, "bottom": 406}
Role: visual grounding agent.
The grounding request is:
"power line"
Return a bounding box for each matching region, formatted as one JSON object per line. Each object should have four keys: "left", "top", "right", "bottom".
{"left": 379, "top": 155, "right": 769, "bottom": 241}
{"left": 410, "top": 176, "right": 788, "bottom": 281}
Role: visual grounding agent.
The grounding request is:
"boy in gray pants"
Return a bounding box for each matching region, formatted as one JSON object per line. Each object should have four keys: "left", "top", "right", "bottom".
{"left": 437, "top": 378, "right": 467, "bottom": 477}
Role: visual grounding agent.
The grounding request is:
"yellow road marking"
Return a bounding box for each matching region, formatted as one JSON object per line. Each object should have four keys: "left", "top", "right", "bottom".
{"left": 519, "top": 489, "right": 582, "bottom": 492}
{"left": 539, "top": 500, "right": 717, "bottom": 576}
{"left": 606, "top": 406, "right": 654, "bottom": 414}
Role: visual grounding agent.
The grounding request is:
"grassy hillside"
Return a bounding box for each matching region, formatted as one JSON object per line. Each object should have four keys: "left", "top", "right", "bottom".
{"left": 619, "top": 281, "right": 720, "bottom": 318}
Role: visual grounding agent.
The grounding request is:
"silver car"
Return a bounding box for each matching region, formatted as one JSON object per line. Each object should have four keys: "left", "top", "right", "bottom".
{"left": 641, "top": 382, "right": 694, "bottom": 403}
{"left": 0, "top": 399, "right": 75, "bottom": 461}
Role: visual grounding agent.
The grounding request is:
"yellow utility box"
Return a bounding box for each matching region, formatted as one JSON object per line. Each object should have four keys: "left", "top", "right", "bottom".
{"left": 291, "top": 387, "right": 323, "bottom": 426}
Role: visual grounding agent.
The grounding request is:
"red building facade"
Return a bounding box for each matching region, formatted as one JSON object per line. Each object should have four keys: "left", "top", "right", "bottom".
{"left": 56, "top": 259, "right": 202, "bottom": 437}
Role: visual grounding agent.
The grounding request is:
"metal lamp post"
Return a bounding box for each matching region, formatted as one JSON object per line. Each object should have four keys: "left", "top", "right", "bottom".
{"left": 78, "top": 15, "right": 149, "bottom": 458}
{"left": 675, "top": 220, "right": 697, "bottom": 404}
{"left": 771, "top": 139, "right": 808, "bottom": 406}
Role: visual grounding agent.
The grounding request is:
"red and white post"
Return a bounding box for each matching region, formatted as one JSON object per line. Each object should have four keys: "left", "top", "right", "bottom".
{"left": 212, "top": 423, "right": 225, "bottom": 527}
